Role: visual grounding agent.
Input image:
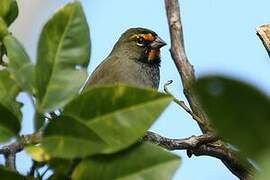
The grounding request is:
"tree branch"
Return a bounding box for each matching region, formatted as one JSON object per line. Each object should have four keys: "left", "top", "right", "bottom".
{"left": 163, "top": 80, "right": 203, "bottom": 125}
{"left": 164, "top": 0, "right": 214, "bottom": 134}
{"left": 0, "top": 131, "right": 43, "bottom": 171}
{"left": 145, "top": 131, "right": 254, "bottom": 180}
{"left": 256, "top": 24, "right": 270, "bottom": 56}
{"left": 144, "top": 131, "right": 218, "bottom": 150}
{"left": 164, "top": 0, "right": 255, "bottom": 179}
{"left": 4, "top": 152, "right": 16, "bottom": 171}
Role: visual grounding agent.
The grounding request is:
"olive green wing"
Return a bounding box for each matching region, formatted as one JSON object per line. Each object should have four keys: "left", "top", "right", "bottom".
{"left": 84, "top": 56, "right": 122, "bottom": 88}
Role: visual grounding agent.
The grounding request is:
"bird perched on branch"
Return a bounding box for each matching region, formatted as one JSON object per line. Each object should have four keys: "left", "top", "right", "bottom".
{"left": 85, "top": 28, "right": 166, "bottom": 89}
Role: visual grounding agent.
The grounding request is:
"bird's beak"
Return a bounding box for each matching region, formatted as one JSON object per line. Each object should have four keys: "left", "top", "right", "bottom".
{"left": 150, "top": 36, "right": 167, "bottom": 49}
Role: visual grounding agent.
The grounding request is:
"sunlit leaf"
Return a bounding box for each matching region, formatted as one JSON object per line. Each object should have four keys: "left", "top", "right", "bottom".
{"left": 72, "top": 142, "right": 180, "bottom": 180}
{"left": 42, "top": 115, "right": 106, "bottom": 158}
{"left": 42, "top": 85, "right": 172, "bottom": 158}
{"left": 3, "top": 35, "right": 35, "bottom": 94}
{"left": 36, "top": 1, "right": 90, "bottom": 113}
{"left": 0, "top": 0, "right": 18, "bottom": 26}
{"left": 25, "top": 145, "right": 51, "bottom": 162}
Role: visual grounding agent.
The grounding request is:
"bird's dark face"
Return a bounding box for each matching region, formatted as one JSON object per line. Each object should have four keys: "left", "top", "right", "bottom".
{"left": 113, "top": 28, "right": 166, "bottom": 65}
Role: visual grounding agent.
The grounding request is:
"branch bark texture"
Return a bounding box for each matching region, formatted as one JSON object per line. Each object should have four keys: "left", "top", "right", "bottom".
{"left": 163, "top": 0, "right": 255, "bottom": 179}
{"left": 0, "top": 131, "right": 43, "bottom": 171}
{"left": 145, "top": 131, "right": 254, "bottom": 180}
{"left": 164, "top": 0, "right": 213, "bottom": 134}
{"left": 257, "top": 24, "right": 270, "bottom": 56}
{"left": 145, "top": 131, "right": 218, "bottom": 150}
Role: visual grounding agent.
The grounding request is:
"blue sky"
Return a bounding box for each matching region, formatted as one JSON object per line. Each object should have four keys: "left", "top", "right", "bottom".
{"left": 5, "top": 0, "right": 270, "bottom": 179}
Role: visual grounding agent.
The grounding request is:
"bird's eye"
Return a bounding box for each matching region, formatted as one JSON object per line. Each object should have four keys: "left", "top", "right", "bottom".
{"left": 136, "top": 37, "right": 145, "bottom": 46}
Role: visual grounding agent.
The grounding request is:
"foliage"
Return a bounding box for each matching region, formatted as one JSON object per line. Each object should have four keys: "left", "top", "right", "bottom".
{"left": 0, "top": 1, "right": 180, "bottom": 179}
{"left": 193, "top": 76, "right": 270, "bottom": 179}
{"left": 1, "top": 0, "right": 270, "bottom": 179}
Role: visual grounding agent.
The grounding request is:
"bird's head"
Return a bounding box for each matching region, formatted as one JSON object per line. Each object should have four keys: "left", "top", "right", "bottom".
{"left": 112, "top": 28, "right": 166, "bottom": 65}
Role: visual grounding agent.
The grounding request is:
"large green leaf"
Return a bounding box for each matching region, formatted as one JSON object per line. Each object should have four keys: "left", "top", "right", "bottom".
{"left": 0, "top": 167, "right": 29, "bottom": 179}
{"left": 42, "top": 85, "right": 172, "bottom": 158}
{"left": 255, "top": 151, "right": 270, "bottom": 180}
{"left": 42, "top": 115, "right": 106, "bottom": 158}
{"left": 72, "top": 142, "right": 180, "bottom": 180}
{"left": 3, "top": 35, "right": 35, "bottom": 94}
{"left": 36, "top": 1, "right": 90, "bottom": 113}
{"left": 0, "top": 70, "right": 21, "bottom": 142}
{"left": 193, "top": 76, "right": 270, "bottom": 159}
{"left": 0, "top": 0, "right": 18, "bottom": 26}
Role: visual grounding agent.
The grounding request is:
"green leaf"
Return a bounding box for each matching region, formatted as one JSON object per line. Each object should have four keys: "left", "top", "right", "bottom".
{"left": 0, "top": 18, "right": 8, "bottom": 39}
{"left": 193, "top": 76, "right": 270, "bottom": 158}
{"left": 0, "top": 0, "right": 18, "bottom": 26}
{"left": 0, "top": 107, "right": 19, "bottom": 142}
{"left": 48, "top": 173, "right": 69, "bottom": 180}
{"left": 255, "top": 151, "right": 270, "bottom": 180}
{"left": 42, "top": 85, "right": 172, "bottom": 158}
{"left": 48, "top": 158, "right": 74, "bottom": 176}
{"left": 3, "top": 35, "right": 35, "bottom": 94}
{"left": 25, "top": 145, "right": 51, "bottom": 162}
{"left": 42, "top": 115, "right": 106, "bottom": 158}
{"left": 0, "top": 167, "right": 29, "bottom": 179}
{"left": 72, "top": 142, "right": 180, "bottom": 180}
{"left": 36, "top": 1, "right": 90, "bottom": 113}
{"left": 0, "top": 70, "right": 21, "bottom": 142}
{"left": 0, "top": 70, "right": 21, "bottom": 118}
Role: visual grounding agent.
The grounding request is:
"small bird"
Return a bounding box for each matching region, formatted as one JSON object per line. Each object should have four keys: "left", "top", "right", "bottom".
{"left": 85, "top": 28, "right": 166, "bottom": 89}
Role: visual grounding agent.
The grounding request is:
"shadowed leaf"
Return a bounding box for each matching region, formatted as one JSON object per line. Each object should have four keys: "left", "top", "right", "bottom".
{"left": 0, "top": 70, "right": 21, "bottom": 142}
{"left": 255, "top": 151, "right": 270, "bottom": 180}
{"left": 0, "top": 167, "right": 29, "bottom": 179}
{"left": 0, "top": 0, "right": 18, "bottom": 26}
{"left": 194, "top": 75, "right": 270, "bottom": 159}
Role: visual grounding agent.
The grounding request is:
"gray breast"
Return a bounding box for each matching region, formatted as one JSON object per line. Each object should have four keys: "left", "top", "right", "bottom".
{"left": 136, "top": 62, "right": 160, "bottom": 89}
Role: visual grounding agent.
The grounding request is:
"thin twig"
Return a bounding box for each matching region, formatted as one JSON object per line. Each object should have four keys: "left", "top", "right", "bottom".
{"left": 28, "top": 160, "right": 38, "bottom": 176}
{"left": 144, "top": 131, "right": 218, "bottom": 150}
{"left": 0, "top": 131, "right": 43, "bottom": 155}
{"left": 164, "top": 80, "right": 204, "bottom": 125}
{"left": 0, "top": 131, "right": 43, "bottom": 171}
{"left": 40, "top": 167, "right": 50, "bottom": 179}
{"left": 4, "top": 152, "right": 16, "bottom": 171}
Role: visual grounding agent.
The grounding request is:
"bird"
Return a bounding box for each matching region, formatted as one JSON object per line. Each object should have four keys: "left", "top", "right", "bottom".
{"left": 85, "top": 27, "right": 166, "bottom": 89}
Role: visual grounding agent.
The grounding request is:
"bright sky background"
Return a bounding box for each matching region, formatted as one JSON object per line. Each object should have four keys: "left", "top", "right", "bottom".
{"left": 4, "top": 0, "right": 270, "bottom": 179}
